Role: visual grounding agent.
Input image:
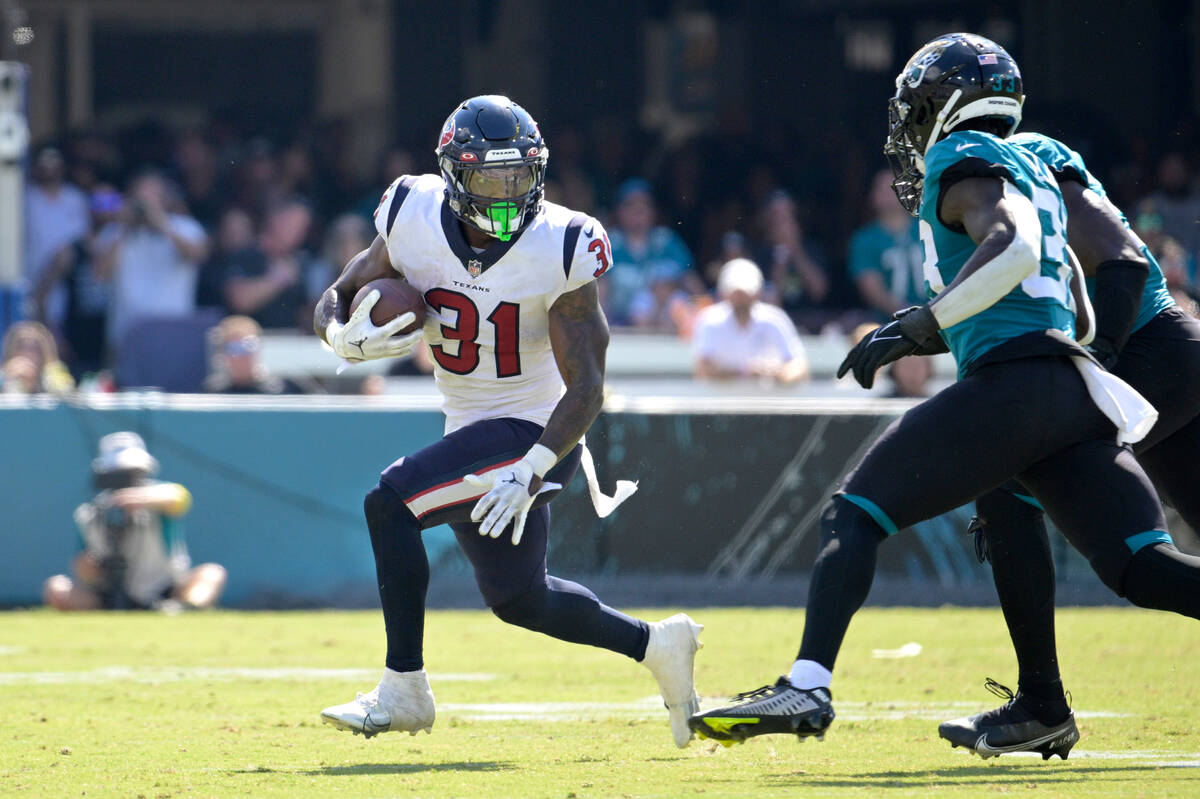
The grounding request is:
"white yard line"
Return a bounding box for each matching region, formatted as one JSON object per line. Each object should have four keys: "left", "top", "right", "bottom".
{"left": 0, "top": 667, "right": 496, "bottom": 685}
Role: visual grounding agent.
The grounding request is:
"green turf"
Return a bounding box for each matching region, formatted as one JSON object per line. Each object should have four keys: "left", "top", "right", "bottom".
{"left": 2, "top": 607, "right": 1198, "bottom": 798}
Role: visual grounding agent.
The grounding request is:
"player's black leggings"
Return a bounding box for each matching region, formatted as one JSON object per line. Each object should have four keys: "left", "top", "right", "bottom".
{"left": 978, "top": 308, "right": 1200, "bottom": 693}
{"left": 796, "top": 354, "right": 1168, "bottom": 672}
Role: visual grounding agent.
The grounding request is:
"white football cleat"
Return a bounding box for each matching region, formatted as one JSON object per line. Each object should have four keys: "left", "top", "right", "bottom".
{"left": 320, "top": 669, "right": 435, "bottom": 738}
{"left": 642, "top": 613, "right": 704, "bottom": 748}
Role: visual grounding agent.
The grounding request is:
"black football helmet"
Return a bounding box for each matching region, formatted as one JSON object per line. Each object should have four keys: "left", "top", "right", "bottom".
{"left": 436, "top": 95, "right": 548, "bottom": 241}
{"left": 885, "top": 33, "right": 1024, "bottom": 215}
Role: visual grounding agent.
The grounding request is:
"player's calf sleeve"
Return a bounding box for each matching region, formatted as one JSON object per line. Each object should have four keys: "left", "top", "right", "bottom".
{"left": 975, "top": 488, "right": 1063, "bottom": 696}
{"left": 364, "top": 482, "right": 430, "bottom": 672}
{"left": 796, "top": 499, "right": 886, "bottom": 671}
{"left": 1122, "top": 542, "right": 1200, "bottom": 619}
{"left": 491, "top": 575, "right": 650, "bottom": 660}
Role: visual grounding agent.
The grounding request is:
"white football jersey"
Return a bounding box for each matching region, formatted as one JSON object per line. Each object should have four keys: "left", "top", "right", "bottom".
{"left": 374, "top": 174, "right": 612, "bottom": 433}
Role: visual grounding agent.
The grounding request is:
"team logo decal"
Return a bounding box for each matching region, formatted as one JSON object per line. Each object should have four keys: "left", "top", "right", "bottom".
{"left": 438, "top": 117, "right": 455, "bottom": 149}
{"left": 526, "top": 146, "right": 540, "bottom": 157}
{"left": 460, "top": 151, "right": 478, "bottom": 162}
{"left": 467, "top": 259, "right": 483, "bottom": 278}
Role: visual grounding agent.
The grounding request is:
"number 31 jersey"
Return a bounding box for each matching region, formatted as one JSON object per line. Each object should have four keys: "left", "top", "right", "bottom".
{"left": 374, "top": 174, "right": 612, "bottom": 433}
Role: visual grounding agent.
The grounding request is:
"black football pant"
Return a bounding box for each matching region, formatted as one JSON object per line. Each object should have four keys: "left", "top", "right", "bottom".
{"left": 977, "top": 307, "right": 1200, "bottom": 694}
{"left": 796, "top": 354, "right": 1167, "bottom": 672}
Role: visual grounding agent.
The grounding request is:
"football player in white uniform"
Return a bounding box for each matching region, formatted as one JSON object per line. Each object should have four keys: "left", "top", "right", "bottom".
{"left": 314, "top": 96, "right": 701, "bottom": 748}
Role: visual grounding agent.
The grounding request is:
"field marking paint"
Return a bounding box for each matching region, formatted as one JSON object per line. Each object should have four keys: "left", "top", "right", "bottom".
{"left": 0, "top": 645, "right": 25, "bottom": 655}
{"left": 434, "top": 697, "right": 1131, "bottom": 722}
{"left": 977, "top": 750, "right": 1200, "bottom": 767}
{"left": 0, "top": 667, "right": 496, "bottom": 685}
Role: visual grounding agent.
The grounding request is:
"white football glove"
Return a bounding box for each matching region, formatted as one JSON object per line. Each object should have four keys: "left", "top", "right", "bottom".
{"left": 464, "top": 455, "right": 561, "bottom": 546}
{"left": 327, "top": 289, "right": 423, "bottom": 361}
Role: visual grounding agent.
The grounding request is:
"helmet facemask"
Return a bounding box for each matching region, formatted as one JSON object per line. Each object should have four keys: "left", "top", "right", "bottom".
{"left": 441, "top": 157, "right": 545, "bottom": 241}
{"left": 885, "top": 97, "right": 925, "bottom": 217}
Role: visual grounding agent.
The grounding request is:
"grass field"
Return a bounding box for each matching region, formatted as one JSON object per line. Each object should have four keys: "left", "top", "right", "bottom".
{"left": 2, "top": 607, "right": 1198, "bottom": 799}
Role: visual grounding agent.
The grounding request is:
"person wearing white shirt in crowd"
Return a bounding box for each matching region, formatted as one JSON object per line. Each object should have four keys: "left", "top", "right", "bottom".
{"left": 693, "top": 258, "right": 809, "bottom": 384}
{"left": 24, "top": 145, "right": 90, "bottom": 330}
{"left": 95, "top": 171, "right": 210, "bottom": 348}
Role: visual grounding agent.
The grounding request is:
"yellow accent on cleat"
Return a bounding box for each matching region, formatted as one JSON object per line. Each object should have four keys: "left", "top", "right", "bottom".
{"left": 700, "top": 717, "right": 760, "bottom": 737}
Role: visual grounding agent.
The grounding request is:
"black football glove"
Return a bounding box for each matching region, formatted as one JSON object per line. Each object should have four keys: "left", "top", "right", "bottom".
{"left": 837, "top": 305, "right": 944, "bottom": 389}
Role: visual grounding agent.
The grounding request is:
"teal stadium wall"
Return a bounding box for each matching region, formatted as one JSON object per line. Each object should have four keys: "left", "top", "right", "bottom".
{"left": 2, "top": 400, "right": 1133, "bottom": 607}
{"left": 0, "top": 399, "right": 449, "bottom": 606}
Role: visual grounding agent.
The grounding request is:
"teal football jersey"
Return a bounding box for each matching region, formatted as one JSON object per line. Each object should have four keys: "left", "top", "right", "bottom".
{"left": 920, "top": 130, "right": 1076, "bottom": 376}
{"left": 1010, "top": 131, "right": 1175, "bottom": 332}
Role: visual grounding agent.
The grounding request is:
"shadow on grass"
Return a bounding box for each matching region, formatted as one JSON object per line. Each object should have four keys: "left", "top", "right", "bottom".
{"left": 759, "top": 762, "right": 1199, "bottom": 789}
{"left": 232, "top": 761, "right": 516, "bottom": 776}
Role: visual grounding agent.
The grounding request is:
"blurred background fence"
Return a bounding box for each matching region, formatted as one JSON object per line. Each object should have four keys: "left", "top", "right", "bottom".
{"left": 7, "top": 392, "right": 1185, "bottom": 608}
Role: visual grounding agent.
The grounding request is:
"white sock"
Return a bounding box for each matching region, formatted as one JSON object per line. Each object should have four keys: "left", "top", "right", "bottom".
{"left": 788, "top": 659, "right": 832, "bottom": 690}
{"left": 379, "top": 667, "right": 421, "bottom": 696}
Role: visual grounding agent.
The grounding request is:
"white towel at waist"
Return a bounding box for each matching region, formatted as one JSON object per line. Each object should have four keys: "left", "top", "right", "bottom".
{"left": 1070, "top": 356, "right": 1158, "bottom": 445}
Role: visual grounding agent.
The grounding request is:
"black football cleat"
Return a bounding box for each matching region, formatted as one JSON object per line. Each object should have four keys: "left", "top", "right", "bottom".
{"left": 688, "top": 677, "right": 834, "bottom": 746}
{"left": 939, "top": 678, "right": 1079, "bottom": 760}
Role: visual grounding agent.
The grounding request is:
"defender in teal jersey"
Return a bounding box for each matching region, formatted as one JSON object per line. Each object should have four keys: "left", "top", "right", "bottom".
{"left": 946, "top": 131, "right": 1200, "bottom": 758}
{"left": 691, "top": 32, "right": 1200, "bottom": 757}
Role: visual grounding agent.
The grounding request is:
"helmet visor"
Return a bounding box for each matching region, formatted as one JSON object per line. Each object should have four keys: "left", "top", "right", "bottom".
{"left": 464, "top": 165, "right": 536, "bottom": 200}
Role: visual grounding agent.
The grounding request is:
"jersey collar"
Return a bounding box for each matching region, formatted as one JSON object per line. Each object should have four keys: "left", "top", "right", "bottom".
{"left": 439, "top": 199, "right": 527, "bottom": 277}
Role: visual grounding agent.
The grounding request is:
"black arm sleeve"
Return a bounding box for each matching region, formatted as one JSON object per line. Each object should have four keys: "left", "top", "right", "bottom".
{"left": 1091, "top": 258, "right": 1150, "bottom": 357}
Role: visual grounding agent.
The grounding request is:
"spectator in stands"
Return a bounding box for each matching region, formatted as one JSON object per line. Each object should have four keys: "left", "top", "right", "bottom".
{"left": 96, "top": 170, "right": 210, "bottom": 351}
{"left": 204, "top": 315, "right": 298, "bottom": 394}
{"left": 604, "top": 178, "right": 700, "bottom": 326}
{"left": 888, "top": 356, "right": 934, "bottom": 398}
{"left": 693, "top": 258, "right": 809, "bottom": 384}
{"left": 223, "top": 197, "right": 324, "bottom": 330}
{"left": 848, "top": 170, "right": 925, "bottom": 318}
{"left": 1145, "top": 152, "right": 1200, "bottom": 258}
{"left": 28, "top": 185, "right": 124, "bottom": 376}
{"left": 322, "top": 213, "right": 371, "bottom": 283}
{"left": 42, "top": 432, "right": 226, "bottom": 611}
{"left": 355, "top": 147, "right": 415, "bottom": 222}
{"left": 232, "top": 137, "right": 283, "bottom": 221}
{"left": 629, "top": 264, "right": 695, "bottom": 335}
{"left": 757, "top": 190, "right": 830, "bottom": 331}
{"left": 196, "top": 206, "right": 258, "bottom": 310}
{"left": 172, "top": 130, "right": 227, "bottom": 230}
{"left": 1135, "top": 204, "right": 1198, "bottom": 310}
{"left": 542, "top": 125, "right": 598, "bottom": 216}
{"left": 25, "top": 144, "right": 90, "bottom": 332}
{"left": 0, "top": 321, "right": 75, "bottom": 394}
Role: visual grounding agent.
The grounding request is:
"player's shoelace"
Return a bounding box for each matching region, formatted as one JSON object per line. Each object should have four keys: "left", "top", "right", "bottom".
{"left": 733, "top": 683, "right": 779, "bottom": 702}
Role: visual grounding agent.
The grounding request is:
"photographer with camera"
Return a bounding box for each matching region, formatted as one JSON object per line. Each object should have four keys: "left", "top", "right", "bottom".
{"left": 42, "top": 432, "right": 226, "bottom": 611}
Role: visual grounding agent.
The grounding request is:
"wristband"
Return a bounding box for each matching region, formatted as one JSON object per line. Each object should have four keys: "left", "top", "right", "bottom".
{"left": 524, "top": 443, "right": 559, "bottom": 479}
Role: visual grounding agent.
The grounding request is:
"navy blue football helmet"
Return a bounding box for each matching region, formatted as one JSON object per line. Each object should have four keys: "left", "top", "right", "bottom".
{"left": 436, "top": 95, "right": 548, "bottom": 241}
{"left": 885, "top": 33, "right": 1024, "bottom": 214}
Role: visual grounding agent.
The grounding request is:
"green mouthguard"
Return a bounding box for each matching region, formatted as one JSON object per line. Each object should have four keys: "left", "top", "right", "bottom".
{"left": 487, "top": 202, "right": 519, "bottom": 241}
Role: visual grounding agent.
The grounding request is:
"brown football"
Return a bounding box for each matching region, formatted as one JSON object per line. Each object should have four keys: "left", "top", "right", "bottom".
{"left": 351, "top": 278, "right": 426, "bottom": 333}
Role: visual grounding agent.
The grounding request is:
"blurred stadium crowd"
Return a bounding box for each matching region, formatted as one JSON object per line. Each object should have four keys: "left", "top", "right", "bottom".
{"left": 7, "top": 114, "right": 1200, "bottom": 395}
